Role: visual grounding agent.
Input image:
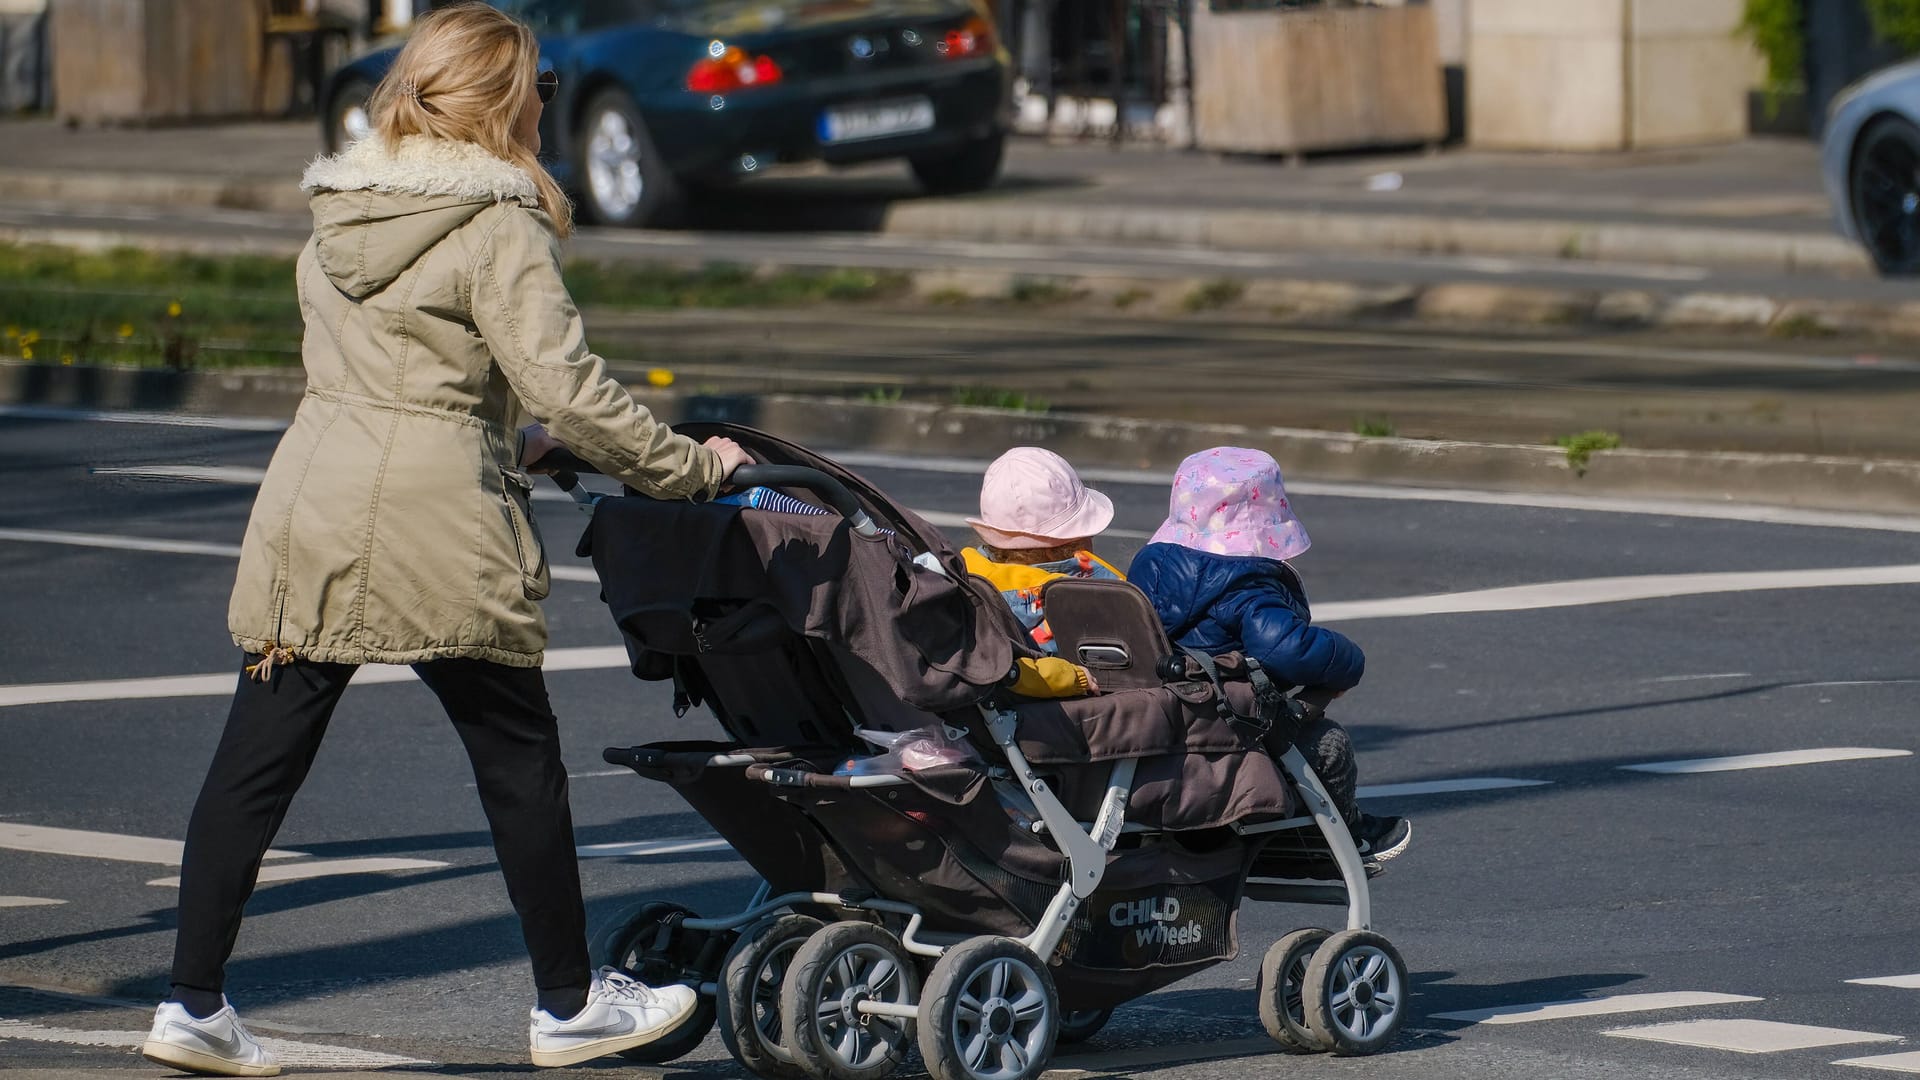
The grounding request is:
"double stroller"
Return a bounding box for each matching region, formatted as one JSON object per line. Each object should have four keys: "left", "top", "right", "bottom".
{"left": 550, "top": 424, "right": 1407, "bottom": 1080}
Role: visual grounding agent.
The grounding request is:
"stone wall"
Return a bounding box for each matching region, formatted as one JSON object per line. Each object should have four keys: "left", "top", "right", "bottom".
{"left": 1469, "top": 0, "right": 1759, "bottom": 150}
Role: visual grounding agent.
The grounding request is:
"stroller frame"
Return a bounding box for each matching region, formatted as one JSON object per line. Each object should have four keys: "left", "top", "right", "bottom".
{"left": 561, "top": 442, "right": 1406, "bottom": 1078}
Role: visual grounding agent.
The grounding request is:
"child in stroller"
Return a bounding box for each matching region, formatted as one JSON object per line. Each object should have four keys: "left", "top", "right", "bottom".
{"left": 1130, "top": 448, "right": 1412, "bottom": 873}
{"left": 556, "top": 425, "right": 1410, "bottom": 1080}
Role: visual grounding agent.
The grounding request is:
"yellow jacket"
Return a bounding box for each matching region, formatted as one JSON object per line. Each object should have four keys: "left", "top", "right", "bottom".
{"left": 963, "top": 548, "right": 1127, "bottom": 699}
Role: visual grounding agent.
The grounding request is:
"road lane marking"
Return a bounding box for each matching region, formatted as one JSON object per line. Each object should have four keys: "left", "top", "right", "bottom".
{"left": 1316, "top": 565, "right": 1920, "bottom": 623}
{"left": 0, "top": 645, "right": 629, "bottom": 708}
{"left": 1431, "top": 991, "right": 1760, "bottom": 1025}
{"left": 1648, "top": 672, "right": 1752, "bottom": 684}
{"left": 0, "top": 1018, "right": 434, "bottom": 1068}
{"left": 0, "top": 824, "right": 305, "bottom": 865}
{"left": 1605, "top": 1019, "right": 1901, "bottom": 1053}
{"left": 92, "top": 465, "right": 269, "bottom": 484}
{"left": 18, "top": 409, "right": 1920, "bottom": 536}
{"left": 1850, "top": 974, "right": 1920, "bottom": 990}
{"left": 92, "top": 463, "right": 600, "bottom": 504}
{"left": 1357, "top": 777, "right": 1550, "bottom": 799}
{"left": 0, "top": 405, "right": 290, "bottom": 431}
{"left": 147, "top": 857, "right": 447, "bottom": 888}
{"left": 913, "top": 508, "right": 1152, "bottom": 541}
{"left": 578, "top": 838, "right": 733, "bottom": 858}
{"left": 85, "top": 464, "right": 1139, "bottom": 530}
{"left": 0, "top": 527, "right": 242, "bottom": 558}
{"left": 830, "top": 450, "right": 1920, "bottom": 536}
{"left": 1838, "top": 1051, "right": 1920, "bottom": 1074}
{"left": 0, "top": 526, "right": 600, "bottom": 581}
{"left": 1620, "top": 748, "right": 1913, "bottom": 775}
{"left": 0, "top": 897, "right": 67, "bottom": 908}
{"left": 13, "top": 522, "right": 1920, "bottom": 631}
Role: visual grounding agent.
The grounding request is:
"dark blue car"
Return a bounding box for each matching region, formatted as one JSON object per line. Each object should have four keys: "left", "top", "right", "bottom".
{"left": 321, "top": 0, "right": 1011, "bottom": 226}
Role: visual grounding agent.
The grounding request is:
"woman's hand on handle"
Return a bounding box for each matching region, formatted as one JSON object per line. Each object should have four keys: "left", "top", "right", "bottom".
{"left": 520, "top": 424, "right": 565, "bottom": 474}
{"left": 704, "top": 436, "right": 752, "bottom": 483}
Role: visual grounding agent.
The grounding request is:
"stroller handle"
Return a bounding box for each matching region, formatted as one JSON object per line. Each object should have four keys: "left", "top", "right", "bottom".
{"left": 528, "top": 450, "right": 881, "bottom": 537}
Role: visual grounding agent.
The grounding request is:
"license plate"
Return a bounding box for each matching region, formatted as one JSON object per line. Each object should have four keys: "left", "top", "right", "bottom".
{"left": 818, "top": 97, "right": 936, "bottom": 144}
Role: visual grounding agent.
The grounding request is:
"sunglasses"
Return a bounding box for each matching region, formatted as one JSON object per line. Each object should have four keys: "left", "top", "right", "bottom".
{"left": 536, "top": 70, "right": 558, "bottom": 104}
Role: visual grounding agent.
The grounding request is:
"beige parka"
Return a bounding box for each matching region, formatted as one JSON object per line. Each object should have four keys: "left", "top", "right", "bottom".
{"left": 229, "top": 135, "right": 723, "bottom": 668}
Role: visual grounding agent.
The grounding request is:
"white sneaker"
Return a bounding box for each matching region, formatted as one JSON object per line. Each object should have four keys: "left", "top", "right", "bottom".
{"left": 141, "top": 999, "right": 280, "bottom": 1077}
{"left": 527, "top": 966, "right": 700, "bottom": 1067}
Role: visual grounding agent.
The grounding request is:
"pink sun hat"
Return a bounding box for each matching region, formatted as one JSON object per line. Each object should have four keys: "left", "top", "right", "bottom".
{"left": 966, "top": 447, "right": 1115, "bottom": 550}
{"left": 1150, "top": 447, "right": 1311, "bottom": 560}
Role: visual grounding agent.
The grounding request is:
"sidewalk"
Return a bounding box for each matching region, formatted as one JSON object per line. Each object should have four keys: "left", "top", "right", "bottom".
{"left": 0, "top": 119, "right": 1867, "bottom": 275}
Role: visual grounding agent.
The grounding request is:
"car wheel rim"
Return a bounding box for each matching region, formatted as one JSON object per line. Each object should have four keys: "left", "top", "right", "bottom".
{"left": 587, "top": 108, "right": 645, "bottom": 218}
{"left": 1860, "top": 134, "right": 1920, "bottom": 267}
{"left": 1325, "top": 945, "right": 1400, "bottom": 1043}
{"left": 952, "top": 956, "right": 1050, "bottom": 1080}
{"left": 341, "top": 103, "right": 371, "bottom": 145}
{"left": 812, "top": 944, "right": 909, "bottom": 1070}
{"left": 753, "top": 938, "right": 804, "bottom": 1053}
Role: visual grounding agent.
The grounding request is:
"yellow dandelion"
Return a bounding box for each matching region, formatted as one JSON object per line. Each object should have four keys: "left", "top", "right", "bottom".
{"left": 19, "top": 345, "right": 32, "bottom": 360}
{"left": 20, "top": 330, "right": 38, "bottom": 346}
{"left": 61, "top": 354, "right": 74, "bottom": 365}
{"left": 646, "top": 368, "right": 675, "bottom": 388}
{"left": 3, "top": 325, "right": 16, "bottom": 339}
{"left": 167, "top": 301, "right": 183, "bottom": 318}
{"left": 117, "top": 323, "right": 135, "bottom": 338}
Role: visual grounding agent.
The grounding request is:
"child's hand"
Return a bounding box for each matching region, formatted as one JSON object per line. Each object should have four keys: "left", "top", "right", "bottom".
{"left": 1081, "top": 667, "right": 1101, "bottom": 695}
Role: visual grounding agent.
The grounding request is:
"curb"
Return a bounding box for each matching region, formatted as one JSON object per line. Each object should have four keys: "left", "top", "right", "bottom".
{"left": 0, "top": 165, "right": 1874, "bottom": 277}
{"left": 883, "top": 201, "right": 1876, "bottom": 278}
{"left": 9, "top": 361, "right": 1920, "bottom": 517}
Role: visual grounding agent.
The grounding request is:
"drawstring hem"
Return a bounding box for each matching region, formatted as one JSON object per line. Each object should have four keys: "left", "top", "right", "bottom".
{"left": 245, "top": 646, "right": 296, "bottom": 682}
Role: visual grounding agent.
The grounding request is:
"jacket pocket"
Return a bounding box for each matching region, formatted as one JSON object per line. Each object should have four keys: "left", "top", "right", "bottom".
{"left": 500, "top": 468, "right": 551, "bottom": 601}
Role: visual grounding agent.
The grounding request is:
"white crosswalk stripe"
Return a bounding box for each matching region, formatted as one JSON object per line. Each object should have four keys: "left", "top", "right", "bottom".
{"left": 1604, "top": 1018, "right": 1901, "bottom": 1054}
{"left": 1620, "top": 748, "right": 1913, "bottom": 775}
{"left": 0, "top": 1017, "right": 434, "bottom": 1068}
{"left": 1836, "top": 1050, "right": 1920, "bottom": 1074}
{"left": 1430, "top": 991, "right": 1761, "bottom": 1025}
{"left": 1848, "top": 974, "right": 1920, "bottom": 990}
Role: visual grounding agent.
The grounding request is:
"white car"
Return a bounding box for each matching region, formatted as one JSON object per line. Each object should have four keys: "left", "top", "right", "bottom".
{"left": 1823, "top": 57, "right": 1920, "bottom": 274}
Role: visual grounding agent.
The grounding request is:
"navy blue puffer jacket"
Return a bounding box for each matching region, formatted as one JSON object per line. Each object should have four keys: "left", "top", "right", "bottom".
{"left": 1128, "top": 543, "right": 1364, "bottom": 691}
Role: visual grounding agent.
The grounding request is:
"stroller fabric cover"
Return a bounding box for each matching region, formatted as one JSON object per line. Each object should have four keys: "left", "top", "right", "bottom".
{"left": 584, "top": 496, "right": 1019, "bottom": 713}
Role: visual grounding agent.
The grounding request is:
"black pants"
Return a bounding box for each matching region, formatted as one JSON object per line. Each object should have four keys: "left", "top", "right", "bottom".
{"left": 1291, "top": 713, "right": 1360, "bottom": 828}
{"left": 1256, "top": 710, "right": 1360, "bottom": 828}
{"left": 169, "top": 656, "right": 590, "bottom": 997}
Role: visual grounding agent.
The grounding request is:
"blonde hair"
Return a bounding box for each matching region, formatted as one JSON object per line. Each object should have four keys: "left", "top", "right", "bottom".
{"left": 369, "top": 2, "right": 572, "bottom": 236}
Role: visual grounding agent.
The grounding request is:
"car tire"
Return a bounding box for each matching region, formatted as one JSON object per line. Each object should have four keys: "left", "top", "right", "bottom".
{"left": 325, "top": 79, "right": 376, "bottom": 154}
{"left": 1850, "top": 114, "right": 1920, "bottom": 275}
{"left": 909, "top": 133, "right": 1005, "bottom": 196}
{"left": 574, "top": 88, "right": 684, "bottom": 228}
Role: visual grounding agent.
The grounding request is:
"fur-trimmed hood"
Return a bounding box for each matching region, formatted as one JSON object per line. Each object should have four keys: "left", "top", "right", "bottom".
{"left": 302, "top": 136, "right": 540, "bottom": 299}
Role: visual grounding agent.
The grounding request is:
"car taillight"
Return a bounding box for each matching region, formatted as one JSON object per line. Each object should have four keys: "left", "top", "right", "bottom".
{"left": 938, "top": 16, "right": 993, "bottom": 59}
{"left": 688, "top": 46, "right": 783, "bottom": 93}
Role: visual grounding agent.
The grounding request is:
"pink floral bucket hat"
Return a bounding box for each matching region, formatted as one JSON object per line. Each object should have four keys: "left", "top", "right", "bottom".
{"left": 1150, "top": 447, "right": 1311, "bottom": 560}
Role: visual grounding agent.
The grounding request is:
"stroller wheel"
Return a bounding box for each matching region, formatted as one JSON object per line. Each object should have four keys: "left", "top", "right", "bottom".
{"left": 588, "top": 901, "right": 723, "bottom": 1063}
{"left": 719, "top": 914, "right": 824, "bottom": 1079}
{"left": 783, "top": 921, "right": 919, "bottom": 1080}
{"left": 1258, "top": 928, "right": 1332, "bottom": 1053}
{"left": 1301, "top": 930, "right": 1407, "bottom": 1056}
{"left": 1055, "top": 1008, "right": 1113, "bottom": 1046}
{"left": 919, "top": 938, "right": 1059, "bottom": 1080}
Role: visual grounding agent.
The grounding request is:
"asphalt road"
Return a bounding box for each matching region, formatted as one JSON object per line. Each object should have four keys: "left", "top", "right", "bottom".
{"left": 2, "top": 409, "right": 1918, "bottom": 1079}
